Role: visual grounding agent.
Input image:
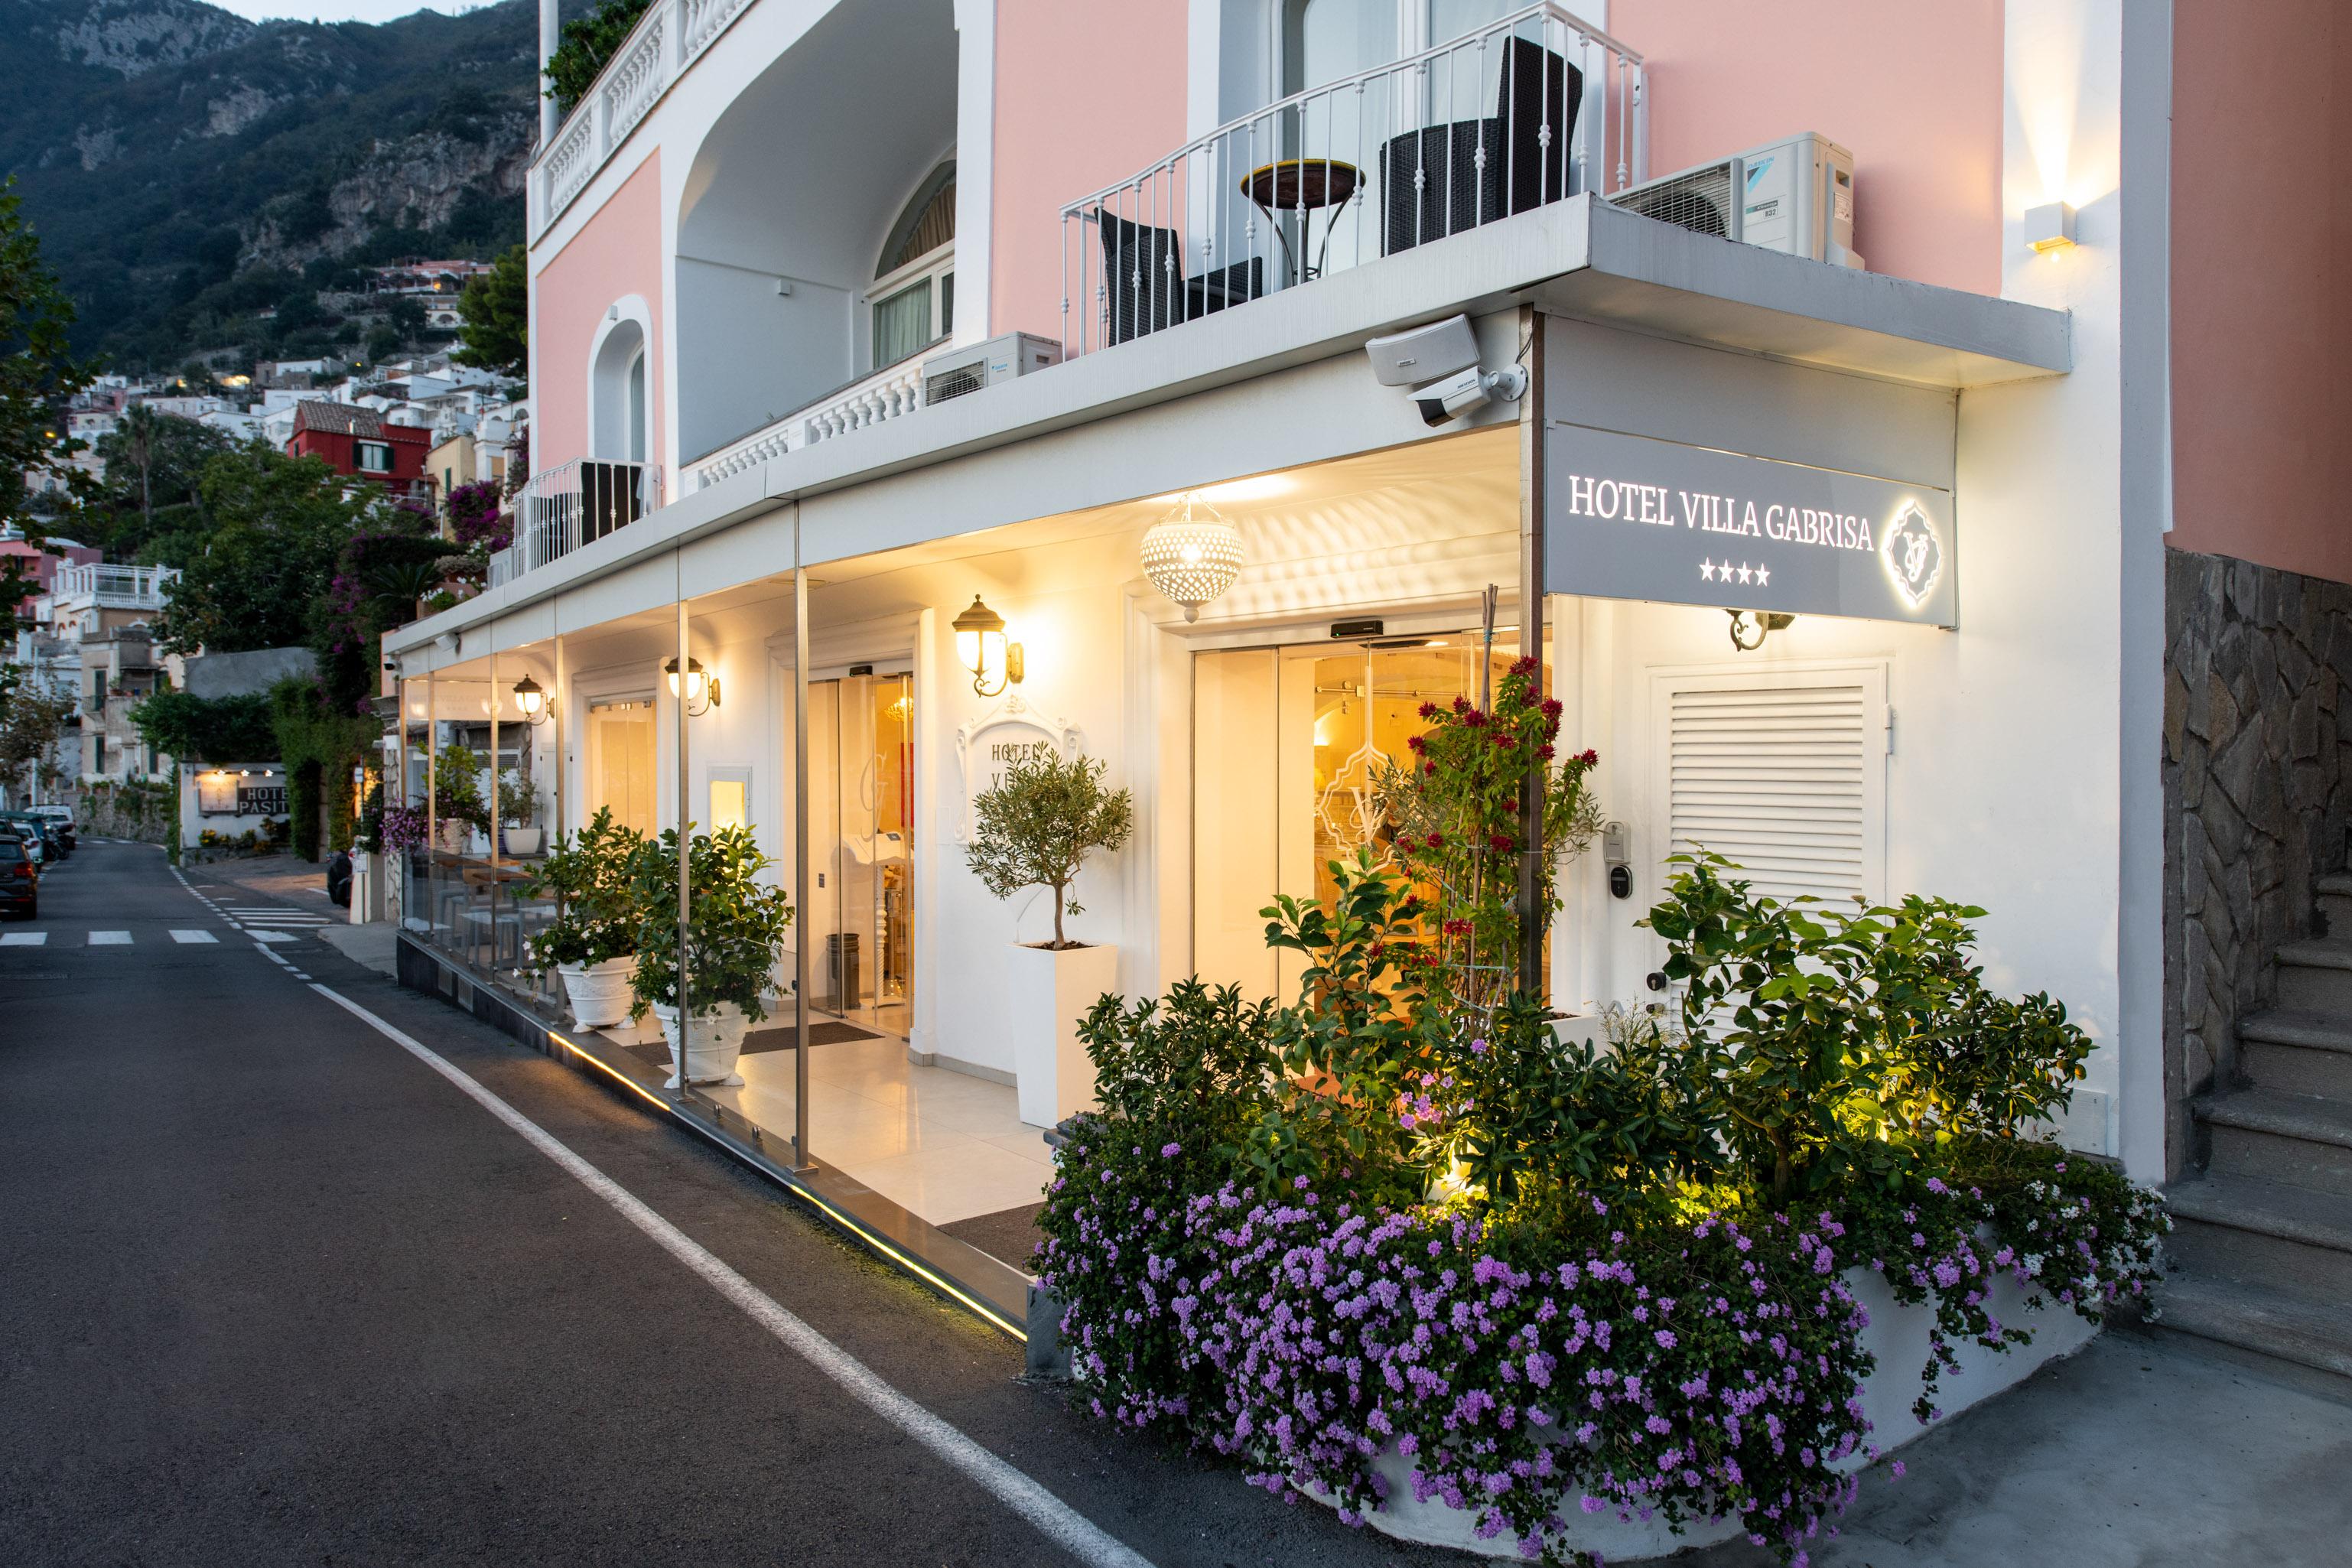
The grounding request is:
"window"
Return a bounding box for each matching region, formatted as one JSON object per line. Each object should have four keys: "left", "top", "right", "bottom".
{"left": 869, "top": 163, "right": 956, "bottom": 371}
{"left": 356, "top": 440, "right": 393, "bottom": 473}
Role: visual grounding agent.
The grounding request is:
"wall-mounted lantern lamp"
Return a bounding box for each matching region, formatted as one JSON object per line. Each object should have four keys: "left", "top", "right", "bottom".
{"left": 1727, "top": 609, "right": 1795, "bottom": 652}
{"left": 665, "top": 657, "right": 719, "bottom": 717}
{"left": 2024, "top": 201, "right": 2076, "bottom": 254}
{"left": 511, "top": 674, "right": 551, "bottom": 726}
{"left": 952, "top": 595, "right": 1024, "bottom": 698}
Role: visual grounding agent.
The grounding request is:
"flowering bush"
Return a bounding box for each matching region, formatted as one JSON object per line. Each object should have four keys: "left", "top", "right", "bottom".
{"left": 446, "top": 481, "right": 510, "bottom": 552}
{"left": 520, "top": 807, "right": 641, "bottom": 971}
{"left": 379, "top": 803, "right": 430, "bottom": 854}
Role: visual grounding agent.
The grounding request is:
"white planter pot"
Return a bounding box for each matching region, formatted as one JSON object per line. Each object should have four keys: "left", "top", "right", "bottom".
{"left": 1311, "top": 1263, "right": 2100, "bottom": 1560}
{"left": 434, "top": 818, "right": 469, "bottom": 854}
{"left": 1008, "top": 942, "right": 1120, "bottom": 1128}
{"left": 558, "top": 955, "right": 637, "bottom": 1030}
{"left": 651, "top": 1000, "right": 751, "bottom": 1088}
{"left": 503, "top": 826, "right": 543, "bottom": 857}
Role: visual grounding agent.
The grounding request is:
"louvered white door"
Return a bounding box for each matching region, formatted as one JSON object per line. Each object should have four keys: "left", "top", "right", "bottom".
{"left": 1650, "top": 665, "right": 1887, "bottom": 907}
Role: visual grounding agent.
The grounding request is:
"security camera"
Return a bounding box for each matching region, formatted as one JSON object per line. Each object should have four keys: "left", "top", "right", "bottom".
{"left": 1366, "top": 313, "right": 1527, "bottom": 428}
{"left": 1410, "top": 364, "right": 1529, "bottom": 428}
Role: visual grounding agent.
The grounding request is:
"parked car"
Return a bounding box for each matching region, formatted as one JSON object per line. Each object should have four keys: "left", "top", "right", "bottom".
{"left": 0, "top": 818, "right": 45, "bottom": 867}
{"left": 0, "top": 833, "right": 35, "bottom": 919}
{"left": 26, "top": 805, "right": 75, "bottom": 851}
{"left": 0, "top": 812, "right": 63, "bottom": 861}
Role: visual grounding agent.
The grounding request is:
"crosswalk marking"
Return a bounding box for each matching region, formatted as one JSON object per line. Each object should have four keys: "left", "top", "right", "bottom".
{"left": 1, "top": 932, "right": 46, "bottom": 946}
{"left": 252, "top": 931, "right": 297, "bottom": 945}
{"left": 89, "top": 931, "right": 131, "bottom": 945}
{"left": 169, "top": 929, "right": 218, "bottom": 945}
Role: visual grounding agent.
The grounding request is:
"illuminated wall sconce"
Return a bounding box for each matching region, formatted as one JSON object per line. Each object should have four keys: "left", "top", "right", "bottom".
{"left": 665, "top": 656, "right": 720, "bottom": 717}
{"left": 952, "top": 595, "right": 1025, "bottom": 698}
{"left": 1141, "top": 492, "right": 1244, "bottom": 623}
{"left": 2024, "top": 201, "right": 2076, "bottom": 253}
{"left": 1728, "top": 609, "right": 1795, "bottom": 652}
{"left": 512, "top": 675, "right": 551, "bottom": 726}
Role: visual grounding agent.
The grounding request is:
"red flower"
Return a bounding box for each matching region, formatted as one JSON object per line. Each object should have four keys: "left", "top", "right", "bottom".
{"left": 1490, "top": 730, "right": 1513, "bottom": 747}
{"left": 1579, "top": 748, "right": 1599, "bottom": 766}
{"left": 1406, "top": 734, "right": 1426, "bottom": 753}
{"left": 1424, "top": 760, "right": 1438, "bottom": 776}
{"left": 1489, "top": 832, "right": 1514, "bottom": 851}
{"left": 1419, "top": 701, "right": 1440, "bottom": 719}
{"left": 1537, "top": 743, "right": 1556, "bottom": 761}
{"left": 1452, "top": 695, "right": 1471, "bottom": 714}
{"left": 1464, "top": 708, "right": 1488, "bottom": 728}
{"left": 1424, "top": 831, "right": 1443, "bottom": 849}
{"left": 1511, "top": 655, "right": 1540, "bottom": 677}
{"left": 1540, "top": 698, "right": 1563, "bottom": 719}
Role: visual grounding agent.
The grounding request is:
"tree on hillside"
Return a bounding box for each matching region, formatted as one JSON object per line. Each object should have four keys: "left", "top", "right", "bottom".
{"left": 0, "top": 675, "right": 77, "bottom": 805}
{"left": 452, "top": 244, "right": 526, "bottom": 381}
{"left": 95, "top": 409, "right": 233, "bottom": 559}
{"left": 153, "top": 446, "right": 405, "bottom": 656}
{"left": 0, "top": 177, "right": 99, "bottom": 531}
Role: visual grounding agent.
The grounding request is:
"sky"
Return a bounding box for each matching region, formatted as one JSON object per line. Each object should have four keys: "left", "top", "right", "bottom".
{"left": 203, "top": 0, "right": 499, "bottom": 22}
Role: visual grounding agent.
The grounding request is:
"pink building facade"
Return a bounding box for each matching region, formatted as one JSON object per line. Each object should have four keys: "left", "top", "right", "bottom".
{"left": 382, "top": 1, "right": 2350, "bottom": 1398}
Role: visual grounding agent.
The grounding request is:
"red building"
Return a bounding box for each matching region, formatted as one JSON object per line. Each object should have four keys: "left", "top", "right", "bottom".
{"left": 286, "top": 402, "right": 434, "bottom": 502}
{"left": 0, "top": 529, "right": 102, "bottom": 614}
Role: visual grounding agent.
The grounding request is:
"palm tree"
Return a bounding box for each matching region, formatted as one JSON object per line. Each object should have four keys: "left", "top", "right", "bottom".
{"left": 116, "top": 404, "right": 161, "bottom": 532}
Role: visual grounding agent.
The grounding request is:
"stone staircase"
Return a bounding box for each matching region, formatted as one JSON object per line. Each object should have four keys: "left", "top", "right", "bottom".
{"left": 2161, "top": 872, "right": 2352, "bottom": 1390}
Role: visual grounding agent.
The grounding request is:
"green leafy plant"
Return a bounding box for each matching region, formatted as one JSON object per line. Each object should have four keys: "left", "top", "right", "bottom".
{"left": 496, "top": 767, "right": 538, "bottom": 828}
{"left": 543, "top": 0, "right": 654, "bottom": 114}
{"left": 625, "top": 824, "right": 795, "bottom": 1020}
{"left": 431, "top": 742, "right": 490, "bottom": 832}
{"left": 1077, "top": 978, "right": 1281, "bottom": 1155}
{"left": 520, "top": 806, "right": 643, "bottom": 971}
{"left": 965, "top": 749, "right": 1134, "bottom": 948}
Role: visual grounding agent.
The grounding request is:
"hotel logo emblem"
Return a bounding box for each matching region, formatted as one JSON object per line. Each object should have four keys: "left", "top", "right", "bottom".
{"left": 1880, "top": 501, "right": 1944, "bottom": 609}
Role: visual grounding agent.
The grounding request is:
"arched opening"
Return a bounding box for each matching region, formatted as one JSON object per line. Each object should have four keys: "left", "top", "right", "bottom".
{"left": 591, "top": 317, "right": 649, "bottom": 464}
{"left": 675, "top": 0, "right": 959, "bottom": 462}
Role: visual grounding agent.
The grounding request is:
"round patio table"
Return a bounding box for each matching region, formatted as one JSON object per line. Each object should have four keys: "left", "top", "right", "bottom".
{"left": 1241, "top": 158, "right": 1363, "bottom": 284}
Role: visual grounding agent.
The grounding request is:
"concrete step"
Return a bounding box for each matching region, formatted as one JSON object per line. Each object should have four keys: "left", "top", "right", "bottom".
{"left": 2274, "top": 939, "right": 2352, "bottom": 1014}
{"left": 2318, "top": 872, "right": 2352, "bottom": 938}
{"left": 2145, "top": 1270, "right": 2352, "bottom": 1397}
{"left": 2199, "top": 1090, "right": 2352, "bottom": 1195}
{"left": 2240, "top": 1010, "right": 2352, "bottom": 1100}
{"left": 2166, "top": 1174, "right": 2352, "bottom": 1300}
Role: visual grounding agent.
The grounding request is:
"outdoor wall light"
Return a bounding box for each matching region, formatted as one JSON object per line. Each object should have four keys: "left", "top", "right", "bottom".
{"left": 1727, "top": 609, "right": 1796, "bottom": 652}
{"left": 952, "top": 595, "right": 1024, "bottom": 698}
{"left": 1140, "top": 492, "right": 1244, "bottom": 623}
{"left": 665, "top": 657, "right": 720, "bottom": 717}
{"left": 2024, "top": 201, "right": 2076, "bottom": 253}
{"left": 511, "top": 675, "right": 551, "bottom": 726}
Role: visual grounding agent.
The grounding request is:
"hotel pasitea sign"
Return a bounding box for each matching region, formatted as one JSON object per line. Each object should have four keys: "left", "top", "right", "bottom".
{"left": 1544, "top": 426, "right": 1957, "bottom": 626}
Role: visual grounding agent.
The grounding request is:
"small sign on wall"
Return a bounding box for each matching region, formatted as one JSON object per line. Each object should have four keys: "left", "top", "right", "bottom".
{"left": 954, "top": 696, "right": 1082, "bottom": 843}
{"left": 1545, "top": 425, "right": 1957, "bottom": 627}
{"left": 237, "top": 785, "right": 288, "bottom": 817}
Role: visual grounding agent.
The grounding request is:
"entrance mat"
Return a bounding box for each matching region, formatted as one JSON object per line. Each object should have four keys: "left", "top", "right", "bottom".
{"left": 941, "top": 1201, "right": 1048, "bottom": 1274}
{"left": 621, "top": 1019, "right": 880, "bottom": 1072}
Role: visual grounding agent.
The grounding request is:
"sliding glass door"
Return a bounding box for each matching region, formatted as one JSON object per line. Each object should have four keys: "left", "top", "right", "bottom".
{"left": 804, "top": 670, "right": 916, "bottom": 1036}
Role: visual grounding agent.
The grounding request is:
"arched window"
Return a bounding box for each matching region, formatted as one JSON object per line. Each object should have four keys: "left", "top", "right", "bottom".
{"left": 591, "top": 314, "right": 649, "bottom": 465}
{"left": 868, "top": 161, "right": 955, "bottom": 371}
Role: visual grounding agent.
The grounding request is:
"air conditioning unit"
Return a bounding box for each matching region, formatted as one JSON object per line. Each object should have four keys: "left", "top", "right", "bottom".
{"left": 921, "top": 332, "right": 1062, "bottom": 406}
{"left": 1607, "top": 132, "right": 1862, "bottom": 269}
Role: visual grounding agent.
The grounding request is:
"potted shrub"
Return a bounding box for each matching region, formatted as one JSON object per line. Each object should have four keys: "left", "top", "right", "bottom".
{"left": 498, "top": 768, "right": 542, "bottom": 856}
{"left": 626, "top": 823, "right": 795, "bottom": 1088}
{"left": 434, "top": 742, "right": 490, "bottom": 852}
{"left": 521, "top": 808, "right": 643, "bottom": 1028}
{"left": 965, "top": 748, "right": 1134, "bottom": 1126}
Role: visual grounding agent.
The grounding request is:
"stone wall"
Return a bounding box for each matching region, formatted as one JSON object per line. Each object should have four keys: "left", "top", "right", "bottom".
{"left": 2162, "top": 548, "right": 2352, "bottom": 1176}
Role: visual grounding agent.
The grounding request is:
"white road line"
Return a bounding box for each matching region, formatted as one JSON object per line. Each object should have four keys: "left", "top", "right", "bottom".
{"left": 252, "top": 931, "right": 298, "bottom": 944}
{"left": 310, "top": 984, "right": 1154, "bottom": 1568}
{"left": 89, "top": 931, "right": 132, "bottom": 945}
{"left": 169, "top": 929, "right": 219, "bottom": 945}
{"left": 1, "top": 932, "right": 47, "bottom": 946}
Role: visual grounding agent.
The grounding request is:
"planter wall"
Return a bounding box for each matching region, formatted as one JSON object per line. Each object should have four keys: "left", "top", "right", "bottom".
{"left": 1324, "top": 1265, "right": 2099, "bottom": 1560}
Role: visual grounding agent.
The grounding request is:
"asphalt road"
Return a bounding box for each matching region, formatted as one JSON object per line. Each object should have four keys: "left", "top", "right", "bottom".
{"left": 0, "top": 841, "right": 1461, "bottom": 1568}
{"left": 8, "top": 844, "right": 2349, "bottom": 1568}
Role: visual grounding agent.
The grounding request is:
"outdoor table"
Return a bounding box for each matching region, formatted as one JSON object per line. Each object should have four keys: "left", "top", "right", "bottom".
{"left": 1241, "top": 158, "right": 1363, "bottom": 285}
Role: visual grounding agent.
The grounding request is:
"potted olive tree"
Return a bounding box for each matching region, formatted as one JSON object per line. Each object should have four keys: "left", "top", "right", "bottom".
{"left": 499, "top": 768, "right": 542, "bottom": 857}
{"left": 626, "top": 823, "right": 795, "bottom": 1088}
{"left": 965, "top": 749, "right": 1133, "bottom": 1126}
{"left": 521, "top": 808, "right": 643, "bottom": 1027}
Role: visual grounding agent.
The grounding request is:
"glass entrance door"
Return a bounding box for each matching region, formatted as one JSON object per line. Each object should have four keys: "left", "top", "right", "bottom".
{"left": 806, "top": 670, "right": 916, "bottom": 1035}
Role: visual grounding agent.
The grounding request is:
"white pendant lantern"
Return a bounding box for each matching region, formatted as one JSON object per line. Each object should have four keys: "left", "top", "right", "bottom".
{"left": 1140, "top": 493, "right": 1243, "bottom": 623}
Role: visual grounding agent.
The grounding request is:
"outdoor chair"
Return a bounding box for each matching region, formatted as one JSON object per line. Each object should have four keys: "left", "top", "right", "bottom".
{"left": 1095, "top": 212, "right": 1265, "bottom": 345}
{"left": 1380, "top": 35, "right": 1580, "bottom": 255}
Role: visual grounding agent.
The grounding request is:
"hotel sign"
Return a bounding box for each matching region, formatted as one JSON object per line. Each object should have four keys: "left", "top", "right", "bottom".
{"left": 1544, "top": 426, "right": 1957, "bottom": 627}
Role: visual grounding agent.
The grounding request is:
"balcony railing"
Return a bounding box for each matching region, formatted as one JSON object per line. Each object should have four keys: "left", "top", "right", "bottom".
{"left": 538, "top": 0, "right": 760, "bottom": 226}
{"left": 487, "top": 460, "right": 662, "bottom": 588}
{"left": 1058, "top": 3, "right": 1643, "bottom": 359}
{"left": 688, "top": 354, "right": 929, "bottom": 493}
{"left": 50, "top": 562, "right": 178, "bottom": 611}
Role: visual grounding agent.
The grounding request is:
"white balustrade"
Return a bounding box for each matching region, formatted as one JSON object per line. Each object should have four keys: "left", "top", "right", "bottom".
{"left": 689, "top": 360, "right": 928, "bottom": 493}
{"left": 536, "top": 0, "right": 762, "bottom": 229}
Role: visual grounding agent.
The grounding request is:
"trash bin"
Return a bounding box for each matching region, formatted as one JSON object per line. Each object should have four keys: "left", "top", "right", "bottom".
{"left": 825, "top": 931, "right": 860, "bottom": 1013}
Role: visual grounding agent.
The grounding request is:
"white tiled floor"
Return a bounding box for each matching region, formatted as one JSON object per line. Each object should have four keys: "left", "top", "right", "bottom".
{"left": 695, "top": 1031, "right": 1052, "bottom": 1227}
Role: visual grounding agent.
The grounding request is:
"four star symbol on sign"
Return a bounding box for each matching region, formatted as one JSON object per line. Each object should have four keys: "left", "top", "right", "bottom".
{"left": 1699, "top": 561, "right": 1772, "bottom": 586}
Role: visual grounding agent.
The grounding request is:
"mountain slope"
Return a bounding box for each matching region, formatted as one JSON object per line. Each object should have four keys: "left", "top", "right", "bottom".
{"left": 0, "top": 0, "right": 581, "bottom": 365}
